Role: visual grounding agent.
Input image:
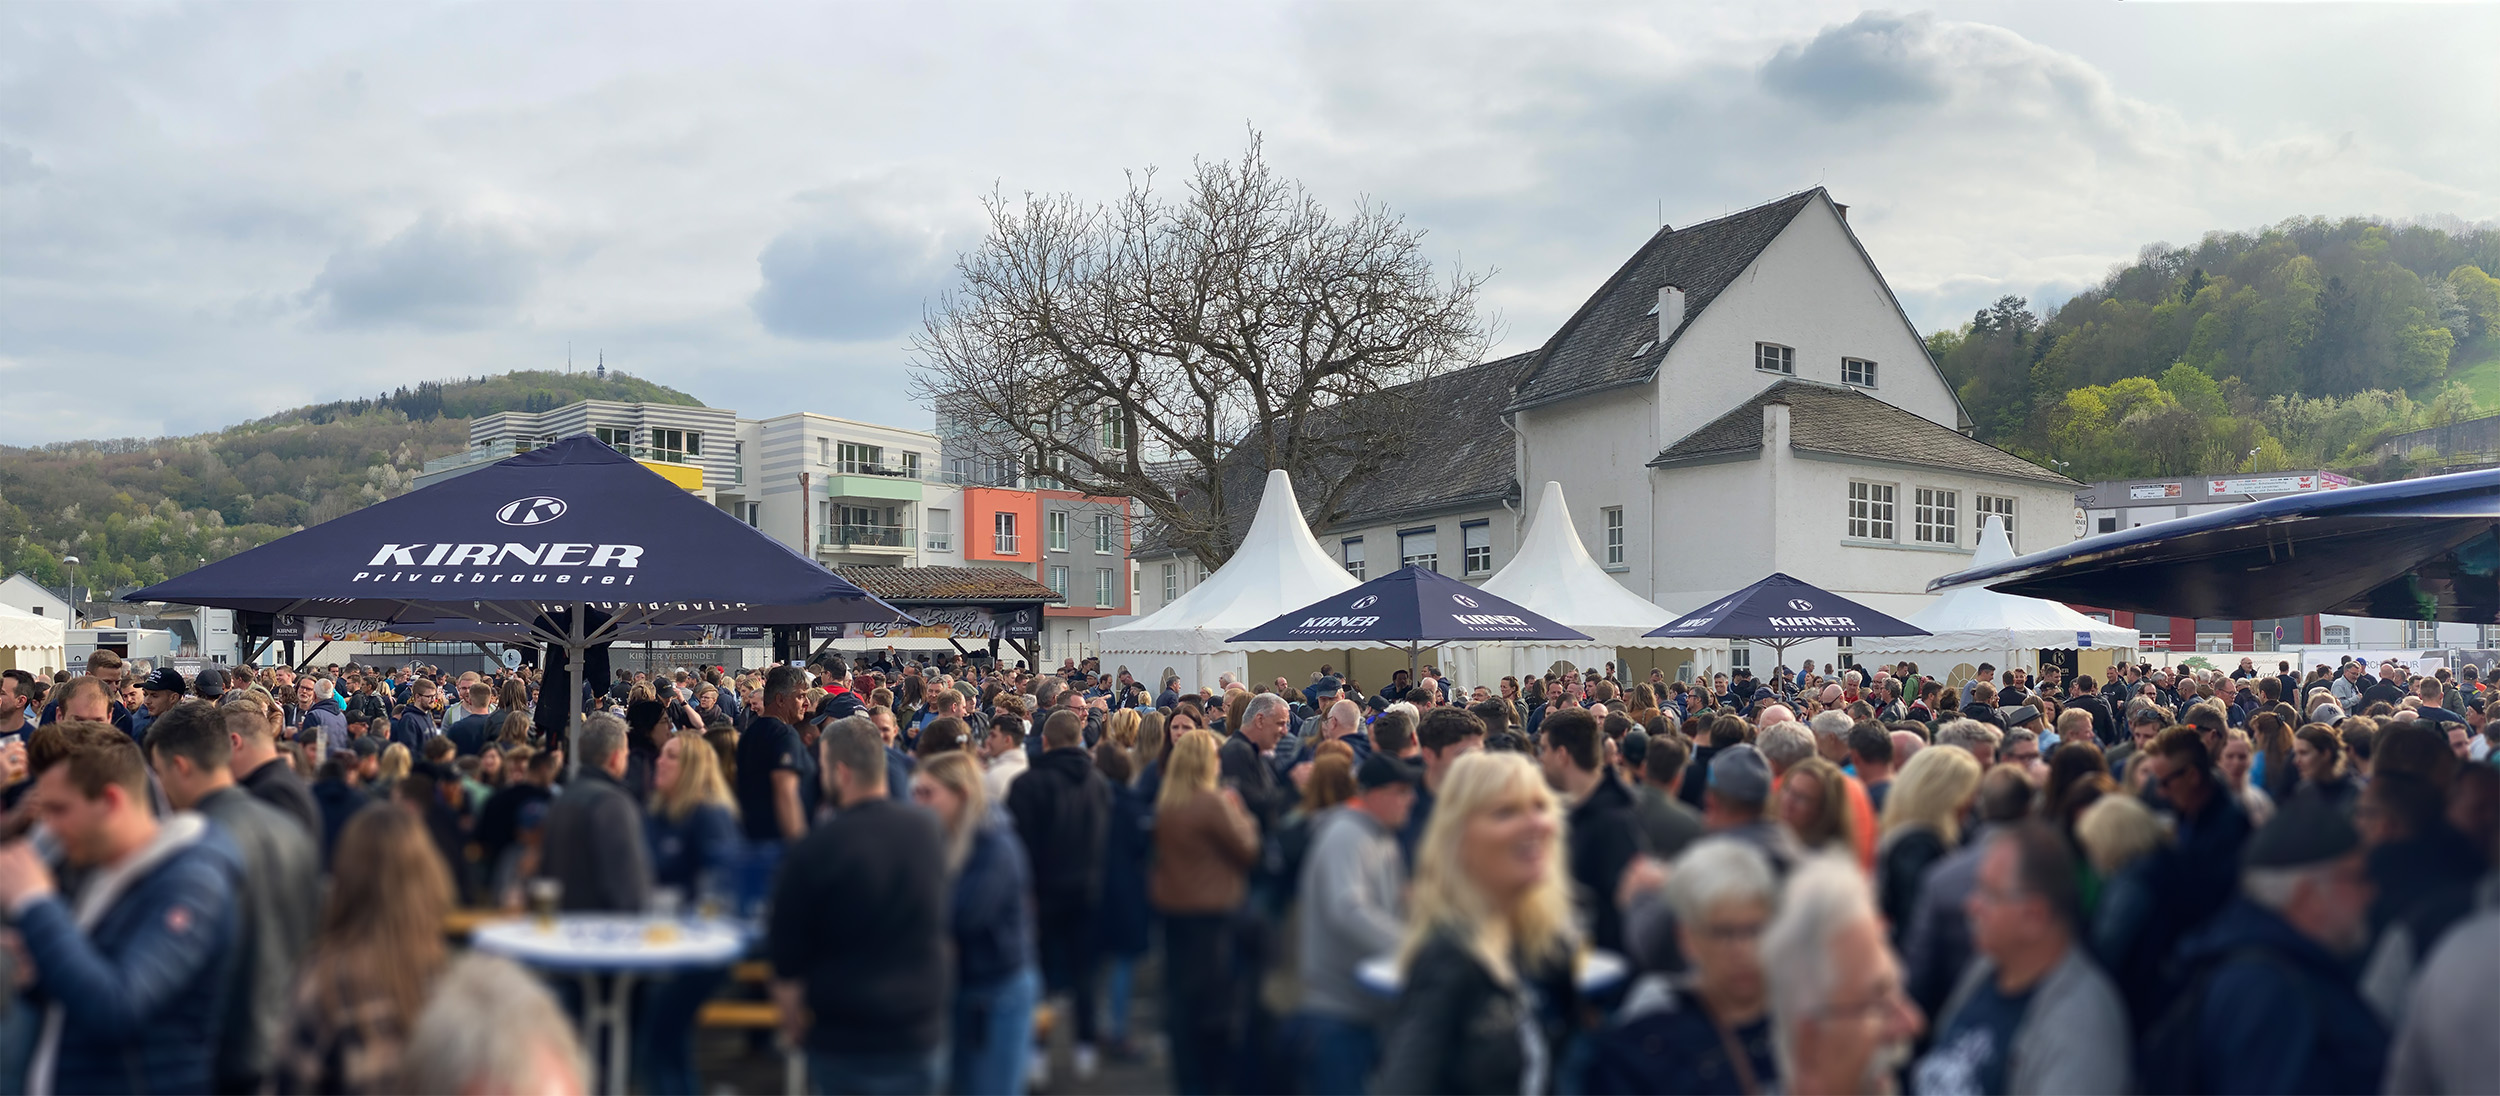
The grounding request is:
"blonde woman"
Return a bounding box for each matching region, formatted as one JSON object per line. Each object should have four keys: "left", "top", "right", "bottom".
{"left": 1377, "top": 751, "right": 1579, "bottom": 1095}
{"left": 1105, "top": 707, "right": 1142, "bottom": 751}
{"left": 1150, "top": 729, "right": 1260, "bottom": 1094}
{"left": 1873, "top": 745, "right": 1981, "bottom": 949}
{"left": 638, "top": 729, "right": 743, "bottom": 1093}
{"left": 2077, "top": 795, "right": 2172, "bottom": 971}
{"left": 373, "top": 742, "right": 410, "bottom": 800}
{"left": 911, "top": 753, "right": 1040, "bottom": 1096}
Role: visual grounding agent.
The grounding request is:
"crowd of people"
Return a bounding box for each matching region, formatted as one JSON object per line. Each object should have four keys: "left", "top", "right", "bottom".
{"left": 0, "top": 641, "right": 2490, "bottom": 1095}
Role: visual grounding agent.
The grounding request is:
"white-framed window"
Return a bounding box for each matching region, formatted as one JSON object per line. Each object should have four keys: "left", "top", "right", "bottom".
{"left": 1196, "top": 560, "right": 1208, "bottom": 583}
{"left": 1131, "top": 564, "right": 1140, "bottom": 601}
{"left": 1046, "top": 510, "right": 1068, "bottom": 552}
{"left": 2323, "top": 624, "right": 2352, "bottom": 646}
{"left": 1097, "top": 407, "right": 1131, "bottom": 454}
{"left": 901, "top": 452, "right": 920, "bottom": 478}
{"left": 1848, "top": 481, "right": 1896, "bottom": 541}
{"left": 1047, "top": 565, "right": 1069, "bottom": 597}
{"left": 649, "top": 428, "right": 700, "bottom": 463}
{"left": 1731, "top": 644, "right": 1752, "bottom": 671}
{"left": 821, "top": 438, "right": 835, "bottom": 466}
{"left": 1095, "top": 568, "right": 1116, "bottom": 608}
{"left": 1914, "top": 488, "right": 1959, "bottom": 546}
{"left": 1756, "top": 342, "right": 1795, "bottom": 375}
{"left": 1602, "top": 507, "right": 1625, "bottom": 566}
{"left": 836, "top": 441, "right": 882, "bottom": 474}
{"left": 594, "top": 425, "right": 632, "bottom": 449}
{"left": 1835, "top": 634, "right": 1855, "bottom": 671}
{"left": 1161, "top": 561, "right": 1178, "bottom": 603}
{"left": 926, "top": 509, "right": 952, "bottom": 552}
{"left": 1842, "top": 357, "right": 1878, "bottom": 388}
{"left": 1094, "top": 514, "right": 1116, "bottom": 554}
{"left": 1974, "top": 495, "right": 2016, "bottom": 542}
{"left": 1462, "top": 522, "right": 1492, "bottom": 575}
{"left": 1342, "top": 537, "right": 1366, "bottom": 580}
{"left": 2404, "top": 620, "right": 2438, "bottom": 649}
{"left": 1400, "top": 529, "right": 1439, "bottom": 573}
{"left": 993, "top": 511, "right": 1018, "bottom": 555}
{"left": 2482, "top": 624, "right": 2500, "bottom": 649}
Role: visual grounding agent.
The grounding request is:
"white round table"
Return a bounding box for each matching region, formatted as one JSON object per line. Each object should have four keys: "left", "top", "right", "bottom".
{"left": 471, "top": 914, "right": 753, "bottom": 1096}
{"left": 1355, "top": 948, "right": 1628, "bottom": 997}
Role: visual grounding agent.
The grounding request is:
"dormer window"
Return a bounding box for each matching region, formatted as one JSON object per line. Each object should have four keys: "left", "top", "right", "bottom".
{"left": 1756, "top": 343, "right": 1795, "bottom": 375}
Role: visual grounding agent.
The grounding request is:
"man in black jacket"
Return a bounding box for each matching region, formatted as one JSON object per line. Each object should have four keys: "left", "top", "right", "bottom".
{"left": 1220, "top": 692, "right": 1298, "bottom": 834}
{"left": 1007, "top": 709, "right": 1114, "bottom": 1079}
{"left": 770, "top": 714, "right": 950, "bottom": 1093}
{"left": 2064, "top": 676, "right": 2115, "bottom": 747}
{"left": 534, "top": 714, "right": 652, "bottom": 913}
{"left": 1538, "top": 708, "right": 1645, "bottom": 952}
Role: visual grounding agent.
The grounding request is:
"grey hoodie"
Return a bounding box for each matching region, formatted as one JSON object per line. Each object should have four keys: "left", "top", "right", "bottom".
{"left": 1932, "top": 946, "right": 2133, "bottom": 1095}
{"left": 1296, "top": 806, "right": 1406, "bottom": 1021}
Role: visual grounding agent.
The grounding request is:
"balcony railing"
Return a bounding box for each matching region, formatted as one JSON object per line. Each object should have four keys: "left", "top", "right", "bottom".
{"left": 428, "top": 436, "right": 742, "bottom": 486}
{"left": 817, "top": 523, "right": 915, "bottom": 551}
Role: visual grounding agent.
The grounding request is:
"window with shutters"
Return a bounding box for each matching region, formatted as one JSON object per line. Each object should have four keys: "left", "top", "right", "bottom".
{"left": 1462, "top": 522, "right": 1492, "bottom": 575}
{"left": 1400, "top": 529, "right": 1439, "bottom": 573}
{"left": 1342, "top": 538, "right": 1365, "bottom": 580}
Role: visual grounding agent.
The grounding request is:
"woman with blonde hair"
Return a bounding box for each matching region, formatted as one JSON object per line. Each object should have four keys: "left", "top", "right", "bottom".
{"left": 912, "top": 752, "right": 1041, "bottom": 1095}
{"left": 638, "top": 729, "right": 743, "bottom": 1093}
{"left": 1150, "top": 729, "right": 1260, "bottom": 1094}
{"left": 1106, "top": 707, "right": 1142, "bottom": 750}
{"left": 1873, "top": 745, "right": 1982, "bottom": 948}
{"left": 276, "top": 807, "right": 455, "bottom": 1094}
{"left": 1377, "top": 751, "right": 1580, "bottom": 1095}
{"left": 2078, "top": 794, "right": 2172, "bottom": 970}
{"left": 373, "top": 742, "right": 411, "bottom": 800}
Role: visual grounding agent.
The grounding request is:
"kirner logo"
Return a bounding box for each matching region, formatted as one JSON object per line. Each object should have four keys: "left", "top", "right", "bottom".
{"left": 1452, "top": 593, "right": 1480, "bottom": 609}
{"left": 1786, "top": 598, "right": 1815, "bottom": 612}
{"left": 1350, "top": 595, "right": 1380, "bottom": 610}
{"left": 497, "top": 496, "right": 568, "bottom": 527}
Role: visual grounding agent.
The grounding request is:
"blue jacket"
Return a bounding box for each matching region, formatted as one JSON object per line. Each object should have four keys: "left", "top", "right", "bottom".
{"left": 301, "top": 697, "right": 348, "bottom": 755}
{"left": 2117, "top": 780, "right": 2250, "bottom": 1027}
{"left": 1094, "top": 780, "right": 1154, "bottom": 959}
{"left": 389, "top": 709, "right": 433, "bottom": 758}
{"left": 309, "top": 775, "right": 372, "bottom": 869}
{"left": 644, "top": 801, "right": 743, "bottom": 894}
{"left": 18, "top": 814, "right": 241, "bottom": 1095}
{"left": 2175, "top": 898, "right": 2387, "bottom": 1095}
{"left": 953, "top": 822, "right": 1037, "bottom": 989}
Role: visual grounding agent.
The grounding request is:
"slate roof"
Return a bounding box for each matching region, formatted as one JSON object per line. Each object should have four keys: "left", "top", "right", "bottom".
{"left": 1131, "top": 351, "right": 1532, "bottom": 558}
{"left": 834, "top": 565, "right": 1063, "bottom": 604}
{"left": 1648, "top": 379, "right": 2079, "bottom": 486}
{"left": 1509, "top": 189, "right": 1821, "bottom": 411}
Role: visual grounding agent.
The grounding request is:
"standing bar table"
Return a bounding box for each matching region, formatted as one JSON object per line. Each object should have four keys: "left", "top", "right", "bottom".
{"left": 471, "top": 913, "right": 752, "bottom": 1095}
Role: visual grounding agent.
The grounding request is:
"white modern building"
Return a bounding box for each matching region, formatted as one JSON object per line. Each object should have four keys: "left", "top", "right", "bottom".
{"left": 1131, "top": 188, "right": 2084, "bottom": 680}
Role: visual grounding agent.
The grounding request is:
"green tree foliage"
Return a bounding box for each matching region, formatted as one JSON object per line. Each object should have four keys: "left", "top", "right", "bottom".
{"left": 0, "top": 370, "right": 700, "bottom": 590}
{"left": 1934, "top": 217, "right": 2500, "bottom": 480}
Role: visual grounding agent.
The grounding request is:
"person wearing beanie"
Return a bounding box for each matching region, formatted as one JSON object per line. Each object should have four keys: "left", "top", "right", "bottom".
{"left": 2146, "top": 798, "right": 2385, "bottom": 1094}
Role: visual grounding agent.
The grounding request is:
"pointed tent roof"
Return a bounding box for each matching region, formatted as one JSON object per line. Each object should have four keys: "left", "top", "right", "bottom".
{"left": 0, "top": 601, "right": 64, "bottom": 651}
{"left": 1477, "top": 482, "right": 1685, "bottom": 647}
{"left": 1098, "top": 468, "right": 1362, "bottom": 655}
{"left": 1857, "top": 517, "right": 2139, "bottom": 655}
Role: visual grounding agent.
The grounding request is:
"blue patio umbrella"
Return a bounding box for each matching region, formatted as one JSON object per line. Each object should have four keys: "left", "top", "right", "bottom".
{"left": 1228, "top": 564, "right": 1592, "bottom": 678}
{"left": 131, "top": 435, "right": 909, "bottom": 754}
{"left": 1928, "top": 467, "right": 2500, "bottom": 623}
{"left": 1646, "top": 572, "right": 1927, "bottom": 672}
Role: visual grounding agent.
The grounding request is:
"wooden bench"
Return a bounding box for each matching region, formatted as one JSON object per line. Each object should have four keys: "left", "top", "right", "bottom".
{"left": 698, "top": 1001, "right": 804, "bottom": 1093}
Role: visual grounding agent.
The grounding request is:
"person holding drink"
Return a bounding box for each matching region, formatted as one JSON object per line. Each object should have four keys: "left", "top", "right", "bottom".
{"left": 637, "top": 727, "right": 744, "bottom": 1094}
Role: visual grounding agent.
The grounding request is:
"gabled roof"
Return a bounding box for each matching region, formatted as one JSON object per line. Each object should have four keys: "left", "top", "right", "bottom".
{"left": 1509, "top": 190, "right": 1821, "bottom": 411}
{"left": 834, "top": 566, "right": 1062, "bottom": 604}
{"left": 1132, "top": 352, "right": 1531, "bottom": 558}
{"left": 1648, "top": 379, "right": 2078, "bottom": 487}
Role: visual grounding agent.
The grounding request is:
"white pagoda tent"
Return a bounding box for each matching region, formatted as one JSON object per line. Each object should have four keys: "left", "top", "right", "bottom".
{"left": 1856, "top": 515, "right": 2138, "bottom": 681}
{"left": 1097, "top": 469, "right": 1363, "bottom": 692}
{"left": 1461, "top": 481, "right": 1726, "bottom": 685}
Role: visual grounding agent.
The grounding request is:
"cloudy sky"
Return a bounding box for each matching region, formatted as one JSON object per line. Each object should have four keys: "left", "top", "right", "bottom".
{"left": 4, "top": 2, "right": 2493, "bottom": 445}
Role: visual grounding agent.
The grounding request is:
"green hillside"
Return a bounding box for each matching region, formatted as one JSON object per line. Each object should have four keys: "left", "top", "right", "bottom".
{"left": 1930, "top": 216, "right": 2500, "bottom": 480}
{"left": 0, "top": 371, "right": 703, "bottom": 590}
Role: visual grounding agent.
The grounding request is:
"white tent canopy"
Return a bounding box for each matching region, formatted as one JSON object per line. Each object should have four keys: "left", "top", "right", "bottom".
{"left": 1098, "top": 468, "right": 1364, "bottom": 691}
{"left": 0, "top": 601, "right": 65, "bottom": 673}
{"left": 1467, "top": 481, "right": 1725, "bottom": 682}
{"left": 1856, "top": 516, "right": 2138, "bottom": 662}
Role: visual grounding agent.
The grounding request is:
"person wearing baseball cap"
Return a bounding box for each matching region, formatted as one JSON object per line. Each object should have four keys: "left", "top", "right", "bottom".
{"left": 1700, "top": 743, "right": 1801, "bottom": 877}
{"left": 115, "top": 666, "right": 188, "bottom": 740}
{"left": 2152, "top": 798, "right": 2383, "bottom": 1093}
{"left": 1293, "top": 751, "right": 1418, "bottom": 1091}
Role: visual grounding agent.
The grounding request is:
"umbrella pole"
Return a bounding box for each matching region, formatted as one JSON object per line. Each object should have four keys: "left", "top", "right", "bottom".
{"left": 1409, "top": 641, "right": 1420, "bottom": 682}
{"left": 563, "top": 604, "right": 585, "bottom": 782}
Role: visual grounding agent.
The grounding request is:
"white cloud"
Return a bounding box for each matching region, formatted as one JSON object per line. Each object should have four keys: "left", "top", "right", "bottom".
{"left": 0, "top": 2, "right": 2491, "bottom": 443}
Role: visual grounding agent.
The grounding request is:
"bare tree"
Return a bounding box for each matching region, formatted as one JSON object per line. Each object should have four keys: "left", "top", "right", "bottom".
{"left": 908, "top": 133, "right": 1488, "bottom": 569}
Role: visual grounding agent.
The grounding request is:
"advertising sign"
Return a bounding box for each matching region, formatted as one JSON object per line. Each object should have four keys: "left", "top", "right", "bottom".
{"left": 846, "top": 607, "right": 1004, "bottom": 642}
{"left": 2208, "top": 475, "right": 2340, "bottom": 496}
{"left": 2129, "top": 483, "right": 2183, "bottom": 500}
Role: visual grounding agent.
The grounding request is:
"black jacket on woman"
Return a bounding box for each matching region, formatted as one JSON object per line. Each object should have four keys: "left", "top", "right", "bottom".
{"left": 1876, "top": 826, "right": 1950, "bottom": 952}
{"left": 1377, "top": 925, "right": 1579, "bottom": 1095}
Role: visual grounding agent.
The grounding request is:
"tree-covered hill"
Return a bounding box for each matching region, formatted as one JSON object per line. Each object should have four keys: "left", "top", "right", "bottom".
{"left": 1930, "top": 216, "right": 2500, "bottom": 480}
{"left": 0, "top": 370, "right": 703, "bottom": 590}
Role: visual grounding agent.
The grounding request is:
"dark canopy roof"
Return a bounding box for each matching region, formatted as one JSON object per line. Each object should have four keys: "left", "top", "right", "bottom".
{"left": 1647, "top": 572, "right": 1928, "bottom": 641}
{"left": 1228, "top": 563, "right": 1590, "bottom": 645}
{"left": 130, "top": 435, "right": 907, "bottom": 636}
{"left": 1929, "top": 467, "right": 2500, "bottom": 623}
